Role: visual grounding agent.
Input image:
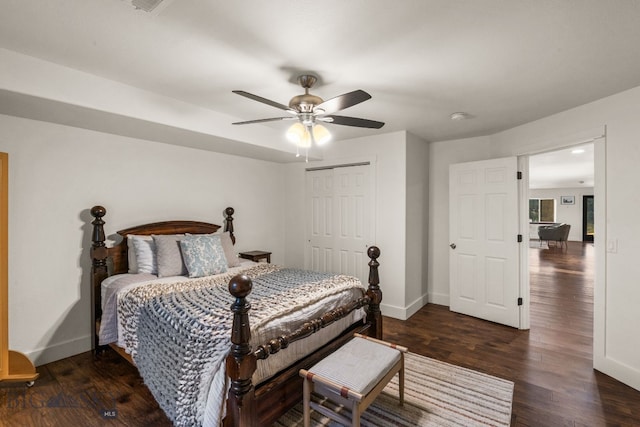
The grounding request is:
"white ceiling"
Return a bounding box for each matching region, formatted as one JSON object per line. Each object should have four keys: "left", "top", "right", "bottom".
{"left": 529, "top": 143, "right": 594, "bottom": 189}
{"left": 2, "top": 1, "right": 640, "bottom": 159}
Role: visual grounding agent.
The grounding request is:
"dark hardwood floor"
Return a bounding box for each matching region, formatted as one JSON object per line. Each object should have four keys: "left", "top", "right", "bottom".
{"left": 385, "top": 241, "right": 639, "bottom": 427}
{"left": 1, "top": 241, "right": 638, "bottom": 426}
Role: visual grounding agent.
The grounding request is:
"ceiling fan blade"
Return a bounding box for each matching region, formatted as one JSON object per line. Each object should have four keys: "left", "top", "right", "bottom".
{"left": 232, "top": 117, "right": 295, "bottom": 125}
{"left": 232, "top": 90, "right": 292, "bottom": 111}
{"left": 325, "top": 115, "right": 385, "bottom": 129}
{"left": 315, "top": 90, "right": 372, "bottom": 114}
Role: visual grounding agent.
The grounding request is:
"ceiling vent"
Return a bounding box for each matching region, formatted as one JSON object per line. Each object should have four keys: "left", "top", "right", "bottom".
{"left": 130, "top": 0, "right": 175, "bottom": 14}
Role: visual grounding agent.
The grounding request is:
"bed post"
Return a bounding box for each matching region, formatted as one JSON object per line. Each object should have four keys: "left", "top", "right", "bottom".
{"left": 224, "top": 207, "right": 235, "bottom": 244}
{"left": 90, "top": 206, "right": 109, "bottom": 353}
{"left": 366, "top": 246, "right": 383, "bottom": 340}
{"left": 225, "top": 274, "right": 257, "bottom": 427}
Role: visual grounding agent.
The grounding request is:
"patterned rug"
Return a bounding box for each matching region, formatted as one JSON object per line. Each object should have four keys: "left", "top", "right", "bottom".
{"left": 275, "top": 352, "right": 514, "bottom": 427}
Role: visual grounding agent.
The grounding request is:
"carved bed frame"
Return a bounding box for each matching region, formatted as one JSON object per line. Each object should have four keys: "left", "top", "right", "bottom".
{"left": 89, "top": 206, "right": 383, "bottom": 427}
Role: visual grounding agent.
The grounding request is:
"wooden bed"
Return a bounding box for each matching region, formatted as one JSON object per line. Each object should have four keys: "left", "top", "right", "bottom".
{"left": 89, "top": 205, "right": 383, "bottom": 427}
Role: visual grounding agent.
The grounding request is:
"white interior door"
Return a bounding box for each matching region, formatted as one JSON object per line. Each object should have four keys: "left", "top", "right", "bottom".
{"left": 449, "top": 157, "right": 520, "bottom": 328}
{"left": 307, "top": 169, "right": 335, "bottom": 273}
{"left": 306, "top": 165, "right": 371, "bottom": 285}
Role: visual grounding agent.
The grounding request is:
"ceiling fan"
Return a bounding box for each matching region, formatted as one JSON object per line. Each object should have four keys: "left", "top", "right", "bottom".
{"left": 232, "top": 75, "right": 384, "bottom": 156}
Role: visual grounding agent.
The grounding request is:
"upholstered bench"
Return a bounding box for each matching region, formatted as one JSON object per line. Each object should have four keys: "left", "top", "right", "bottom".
{"left": 299, "top": 333, "right": 408, "bottom": 427}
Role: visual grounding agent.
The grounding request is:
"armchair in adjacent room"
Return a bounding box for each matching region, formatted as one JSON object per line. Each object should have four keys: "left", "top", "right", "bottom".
{"left": 538, "top": 223, "right": 571, "bottom": 249}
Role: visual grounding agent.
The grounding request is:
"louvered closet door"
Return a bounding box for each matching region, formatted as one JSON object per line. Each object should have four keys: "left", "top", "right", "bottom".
{"left": 306, "top": 165, "right": 372, "bottom": 286}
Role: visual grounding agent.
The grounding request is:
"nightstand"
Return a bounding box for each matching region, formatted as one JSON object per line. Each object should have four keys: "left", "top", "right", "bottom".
{"left": 239, "top": 250, "right": 272, "bottom": 263}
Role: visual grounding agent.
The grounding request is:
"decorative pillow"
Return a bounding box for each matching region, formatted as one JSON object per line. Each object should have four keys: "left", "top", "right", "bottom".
{"left": 153, "top": 234, "right": 187, "bottom": 277}
{"left": 217, "top": 231, "right": 241, "bottom": 267}
{"left": 127, "top": 235, "right": 138, "bottom": 273}
{"left": 130, "top": 235, "right": 157, "bottom": 275}
{"left": 180, "top": 234, "right": 228, "bottom": 278}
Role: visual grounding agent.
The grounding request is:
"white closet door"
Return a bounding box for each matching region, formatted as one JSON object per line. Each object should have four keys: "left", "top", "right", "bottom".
{"left": 306, "top": 165, "right": 372, "bottom": 285}
{"left": 307, "top": 169, "right": 335, "bottom": 273}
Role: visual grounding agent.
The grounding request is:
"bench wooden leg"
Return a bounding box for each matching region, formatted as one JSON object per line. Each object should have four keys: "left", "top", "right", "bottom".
{"left": 399, "top": 353, "right": 405, "bottom": 406}
{"left": 352, "top": 400, "right": 361, "bottom": 427}
{"left": 303, "top": 377, "right": 311, "bottom": 427}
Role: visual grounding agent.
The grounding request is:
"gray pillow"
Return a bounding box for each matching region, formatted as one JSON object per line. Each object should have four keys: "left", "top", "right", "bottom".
{"left": 152, "top": 234, "right": 187, "bottom": 277}
{"left": 218, "top": 231, "right": 240, "bottom": 267}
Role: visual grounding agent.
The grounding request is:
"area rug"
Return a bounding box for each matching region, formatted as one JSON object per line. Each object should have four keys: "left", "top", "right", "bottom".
{"left": 274, "top": 352, "right": 514, "bottom": 427}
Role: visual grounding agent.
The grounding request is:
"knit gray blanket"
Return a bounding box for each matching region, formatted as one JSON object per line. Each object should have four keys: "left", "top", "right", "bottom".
{"left": 121, "top": 264, "right": 364, "bottom": 426}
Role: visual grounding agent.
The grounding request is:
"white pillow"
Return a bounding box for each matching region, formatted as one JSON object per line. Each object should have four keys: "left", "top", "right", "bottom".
{"left": 130, "top": 235, "right": 157, "bottom": 275}
{"left": 127, "top": 235, "right": 140, "bottom": 273}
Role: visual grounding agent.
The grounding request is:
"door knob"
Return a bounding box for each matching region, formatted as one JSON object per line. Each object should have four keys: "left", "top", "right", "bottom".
{"left": 449, "top": 243, "right": 457, "bottom": 249}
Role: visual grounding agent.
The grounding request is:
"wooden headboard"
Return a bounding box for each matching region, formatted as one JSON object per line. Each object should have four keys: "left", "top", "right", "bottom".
{"left": 89, "top": 205, "right": 235, "bottom": 351}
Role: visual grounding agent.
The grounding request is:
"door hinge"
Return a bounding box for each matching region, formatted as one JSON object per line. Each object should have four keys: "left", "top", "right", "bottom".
{"left": 517, "top": 234, "right": 523, "bottom": 242}
{"left": 517, "top": 297, "right": 523, "bottom": 306}
{"left": 517, "top": 171, "right": 523, "bottom": 180}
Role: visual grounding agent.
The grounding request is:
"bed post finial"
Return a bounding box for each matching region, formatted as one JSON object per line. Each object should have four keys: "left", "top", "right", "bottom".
{"left": 90, "top": 205, "right": 109, "bottom": 353}
{"left": 366, "top": 246, "right": 383, "bottom": 340}
{"left": 225, "top": 207, "right": 235, "bottom": 244}
{"left": 225, "top": 274, "right": 256, "bottom": 426}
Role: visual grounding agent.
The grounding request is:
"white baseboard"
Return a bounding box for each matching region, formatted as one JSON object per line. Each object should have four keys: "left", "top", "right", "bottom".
{"left": 405, "top": 294, "right": 429, "bottom": 319}
{"left": 595, "top": 354, "right": 640, "bottom": 392}
{"left": 381, "top": 293, "right": 429, "bottom": 320}
{"left": 26, "top": 335, "right": 92, "bottom": 366}
{"left": 428, "top": 292, "right": 449, "bottom": 306}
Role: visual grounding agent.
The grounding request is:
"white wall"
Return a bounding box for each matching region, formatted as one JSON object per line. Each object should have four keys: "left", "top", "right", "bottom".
{"left": 427, "top": 135, "right": 493, "bottom": 305}
{"left": 284, "top": 131, "right": 417, "bottom": 319}
{"left": 0, "top": 114, "right": 285, "bottom": 365}
{"left": 529, "top": 187, "right": 594, "bottom": 242}
{"left": 490, "top": 86, "right": 640, "bottom": 391}
{"left": 405, "top": 133, "right": 429, "bottom": 317}
{"left": 0, "top": 48, "right": 293, "bottom": 160}
{"left": 429, "top": 86, "right": 640, "bottom": 390}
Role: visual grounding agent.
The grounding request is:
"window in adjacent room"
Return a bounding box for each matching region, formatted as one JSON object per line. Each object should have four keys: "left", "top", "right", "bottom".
{"left": 529, "top": 198, "right": 555, "bottom": 223}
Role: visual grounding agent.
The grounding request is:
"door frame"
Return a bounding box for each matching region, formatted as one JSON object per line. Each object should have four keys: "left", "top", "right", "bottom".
{"left": 0, "top": 153, "right": 7, "bottom": 377}
{"left": 582, "top": 195, "right": 594, "bottom": 242}
{"left": 517, "top": 156, "right": 530, "bottom": 329}
{"left": 516, "top": 129, "right": 604, "bottom": 335}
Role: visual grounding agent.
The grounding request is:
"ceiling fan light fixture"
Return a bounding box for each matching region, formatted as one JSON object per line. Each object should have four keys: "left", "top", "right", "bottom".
{"left": 286, "top": 122, "right": 306, "bottom": 144}
{"left": 313, "top": 124, "right": 331, "bottom": 145}
{"left": 286, "top": 122, "right": 330, "bottom": 147}
{"left": 298, "top": 131, "right": 312, "bottom": 149}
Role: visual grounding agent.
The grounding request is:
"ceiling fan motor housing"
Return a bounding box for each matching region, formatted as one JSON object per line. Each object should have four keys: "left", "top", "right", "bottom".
{"left": 289, "top": 74, "right": 323, "bottom": 112}
{"left": 289, "top": 94, "right": 323, "bottom": 112}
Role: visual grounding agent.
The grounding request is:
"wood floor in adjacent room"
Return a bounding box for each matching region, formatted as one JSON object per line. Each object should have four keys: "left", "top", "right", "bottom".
{"left": 1, "top": 241, "right": 638, "bottom": 426}
{"left": 385, "top": 241, "right": 640, "bottom": 426}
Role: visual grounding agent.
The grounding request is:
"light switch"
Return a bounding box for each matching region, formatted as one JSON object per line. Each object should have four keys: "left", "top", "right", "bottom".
{"left": 607, "top": 239, "right": 617, "bottom": 253}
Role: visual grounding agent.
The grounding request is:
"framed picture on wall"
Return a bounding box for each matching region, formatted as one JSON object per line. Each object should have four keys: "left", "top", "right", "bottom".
{"left": 561, "top": 196, "right": 575, "bottom": 205}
